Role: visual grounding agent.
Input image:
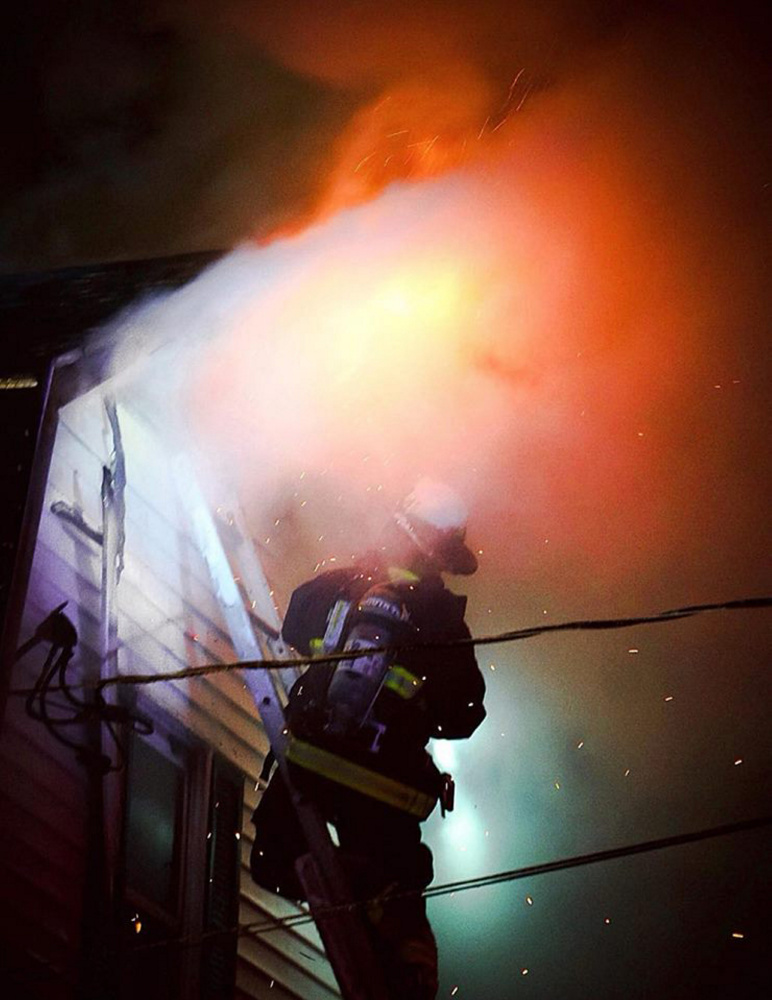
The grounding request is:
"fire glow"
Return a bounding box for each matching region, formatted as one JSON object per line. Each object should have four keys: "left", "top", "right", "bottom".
{"left": 102, "top": 30, "right": 760, "bottom": 604}
{"left": 181, "top": 131, "right": 690, "bottom": 589}
{"left": 184, "top": 165, "right": 552, "bottom": 513}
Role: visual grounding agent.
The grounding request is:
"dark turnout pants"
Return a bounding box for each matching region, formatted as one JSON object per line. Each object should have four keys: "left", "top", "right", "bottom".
{"left": 251, "top": 766, "right": 439, "bottom": 1000}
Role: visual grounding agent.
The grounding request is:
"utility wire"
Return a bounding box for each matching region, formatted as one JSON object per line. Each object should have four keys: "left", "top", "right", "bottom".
{"left": 8, "top": 595, "right": 770, "bottom": 699}
{"left": 8, "top": 810, "right": 767, "bottom": 984}
{"left": 97, "top": 595, "right": 772, "bottom": 693}
{"left": 7, "top": 599, "right": 771, "bottom": 973}
{"left": 129, "top": 814, "right": 772, "bottom": 952}
{"left": 423, "top": 814, "right": 772, "bottom": 900}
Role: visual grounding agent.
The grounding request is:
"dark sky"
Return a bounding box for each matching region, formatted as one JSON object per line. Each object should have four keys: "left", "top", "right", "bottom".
{"left": 4, "top": 1, "right": 766, "bottom": 272}
{"left": 4, "top": 2, "right": 771, "bottom": 998}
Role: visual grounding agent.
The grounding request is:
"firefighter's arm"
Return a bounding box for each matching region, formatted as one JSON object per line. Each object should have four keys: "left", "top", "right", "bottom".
{"left": 424, "top": 621, "right": 486, "bottom": 739}
{"left": 281, "top": 569, "right": 352, "bottom": 654}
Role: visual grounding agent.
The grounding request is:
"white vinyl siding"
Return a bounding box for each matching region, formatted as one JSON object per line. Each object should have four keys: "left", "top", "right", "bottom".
{"left": 8, "top": 373, "right": 338, "bottom": 999}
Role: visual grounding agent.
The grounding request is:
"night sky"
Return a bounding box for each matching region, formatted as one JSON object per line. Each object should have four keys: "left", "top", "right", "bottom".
{"left": 4, "top": 2, "right": 771, "bottom": 998}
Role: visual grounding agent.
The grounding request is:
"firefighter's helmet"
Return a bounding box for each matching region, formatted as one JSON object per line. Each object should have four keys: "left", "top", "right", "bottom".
{"left": 395, "top": 479, "right": 478, "bottom": 575}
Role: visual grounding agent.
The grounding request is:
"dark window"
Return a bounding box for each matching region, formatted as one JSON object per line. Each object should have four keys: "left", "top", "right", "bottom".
{"left": 124, "top": 735, "right": 184, "bottom": 913}
{"left": 118, "top": 723, "right": 243, "bottom": 1000}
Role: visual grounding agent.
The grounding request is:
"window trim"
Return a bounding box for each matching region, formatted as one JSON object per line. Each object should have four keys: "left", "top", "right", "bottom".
{"left": 116, "top": 702, "right": 215, "bottom": 999}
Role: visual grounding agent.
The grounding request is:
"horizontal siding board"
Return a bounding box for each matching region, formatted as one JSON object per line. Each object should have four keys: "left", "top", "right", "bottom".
{"left": 13, "top": 609, "right": 268, "bottom": 775}
{"left": 0, "top": 870, "right": 77, "bottom": 955}
{"left": 0, "top": 797, "right": 85, "bottom": 922}
{"left": 46, "top": 418, "right": 236, "bottom": 616}
{"left": 235, "top": 959, "right": 308, "bottom": 1000}
{"left": 237, "top": 837, "right": 326, "bottom": 954}
{"left": 0, "top": 792, "right": 85, "bottom": 897}
{"left": 116, "top": 647, "right": 270, "bottom": 769}
{"left": 237, "top": 781, "right": 334, "bottom": 986}
{"left": 39, "top": 477, "right": 233, "bottom": 639}
{"left": 0, "top": 719, "right": 86, "bottom": 842}
{"left": 0, "top": 568, "right": 89, "bottom": 999}
{"left": 58, "top": 395, "right": 184, "bottom": 522}
{"left": 25, "top": 543, "right": 268, "bottom": 751}
{"left": 237, "top": 886, "right": 327, "bottom": 965}
{"left": 7, "top": 389, "right": 338, "bottom": 999}
{"left": 236, "top": 923, "right": 341, "bottom": 1000}
{"left": 27, "top": 540, "right": 236, "bottom": 691}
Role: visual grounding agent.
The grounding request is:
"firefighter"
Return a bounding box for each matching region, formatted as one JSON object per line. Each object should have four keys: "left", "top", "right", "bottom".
{"left": 251, "top": 479, "right": 486, "bottom": 999}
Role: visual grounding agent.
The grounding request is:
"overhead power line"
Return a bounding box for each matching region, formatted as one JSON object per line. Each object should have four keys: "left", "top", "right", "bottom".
{"left": 130, "top": 814, "right": 772, "bottom": 951}
{"left": 8, "top": 595, "right": 771, "bottom": 699}
{"left": 99, "top": 594, "right": 772, "bottom": 694}
{"left": 422, "top": 814, "right": 772, "bottom": 901}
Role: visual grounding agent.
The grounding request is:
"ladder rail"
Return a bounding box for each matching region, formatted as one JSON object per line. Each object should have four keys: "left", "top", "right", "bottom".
{"left": 173, "top": 456, "right": 392, "bottom": 1000}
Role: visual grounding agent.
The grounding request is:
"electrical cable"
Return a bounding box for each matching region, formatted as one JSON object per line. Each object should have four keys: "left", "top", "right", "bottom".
{"left": 6, "top": 599, "right": 771, "bottom": 979}
{"left": 14, "top": 604, "right": 153, "bottom": 771}
{"left": 126, "top": 813, "right": 772, "bottom": 953}
{"left": 8, "top": 595, "right": 769, "bottom": 771}
{"left": 7, "top": 595, "right": 770, "bottom": 700}
{"left": 12, "top": 594, "right": 762, "bottom": 698}
{"left": 6, "top": 813, "right": 768, "bottom": 984}
{"left": 97, "top": 595, "right": 772, "bottom": 694}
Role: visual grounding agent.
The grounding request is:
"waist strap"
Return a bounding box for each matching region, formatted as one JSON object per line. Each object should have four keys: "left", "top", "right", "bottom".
{"left": 285, "top": 735, "right": 436, "bottom": 820}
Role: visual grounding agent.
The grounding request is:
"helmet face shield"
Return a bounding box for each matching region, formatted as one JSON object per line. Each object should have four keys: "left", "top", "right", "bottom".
{"left": 395, "top": 480, "right": 478, "bottom": 575}
{"left": 432, "top": 525, "right": 478, "bottom": 576}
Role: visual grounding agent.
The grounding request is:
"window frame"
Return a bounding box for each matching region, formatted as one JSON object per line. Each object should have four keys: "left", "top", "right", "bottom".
{"left": 115, "top": 699, "right": 241, "bottom": 1000}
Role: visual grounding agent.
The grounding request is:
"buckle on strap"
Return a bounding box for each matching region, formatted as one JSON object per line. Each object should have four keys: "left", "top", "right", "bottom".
{"left": 439, "top": 773, "right": 455, "bottom": 817}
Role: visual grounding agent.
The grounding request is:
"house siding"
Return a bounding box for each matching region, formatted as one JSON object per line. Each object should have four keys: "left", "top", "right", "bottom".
{"left": 0, "top": 379, "right": 338, "bottom": 998}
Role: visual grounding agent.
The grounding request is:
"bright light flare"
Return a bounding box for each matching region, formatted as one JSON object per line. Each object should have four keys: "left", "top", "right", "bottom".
{"left": 304, "top": 263, "right": 476, "bottom": 400}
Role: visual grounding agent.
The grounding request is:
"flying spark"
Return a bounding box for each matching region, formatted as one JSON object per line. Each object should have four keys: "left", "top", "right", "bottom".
{"left": 506, "top": 68, "right": 526, "bottom": 103}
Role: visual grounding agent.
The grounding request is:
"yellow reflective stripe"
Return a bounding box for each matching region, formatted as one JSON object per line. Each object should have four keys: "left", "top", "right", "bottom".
{"left": 387, "top": 566, "right": 421, "bottom": 583}
{"left": 384, "top": 665, "right": 423, "bottom": 699}
{"left": 285, "top": 737, "right": 435, "bottom": 819}
{"left": 309, "top": 638, "right": 324, "bottom": 656}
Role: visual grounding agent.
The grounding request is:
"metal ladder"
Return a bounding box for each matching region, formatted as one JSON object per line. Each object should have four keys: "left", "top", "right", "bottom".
{"left": 174, "top": 456, "right": 392, "bottom": 1000}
